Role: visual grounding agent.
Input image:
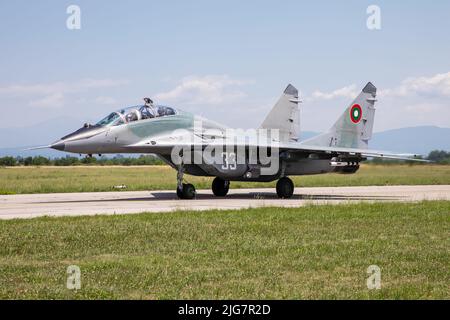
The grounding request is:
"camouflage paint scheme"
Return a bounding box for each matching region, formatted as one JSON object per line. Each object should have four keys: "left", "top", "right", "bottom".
{"left": 46, "top": 83, "right": 423, "bottom": 184}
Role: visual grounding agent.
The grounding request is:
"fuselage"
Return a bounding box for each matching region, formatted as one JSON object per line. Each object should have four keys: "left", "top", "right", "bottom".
{"left": 51, "top": 104, "right": 358, "bottom": 182}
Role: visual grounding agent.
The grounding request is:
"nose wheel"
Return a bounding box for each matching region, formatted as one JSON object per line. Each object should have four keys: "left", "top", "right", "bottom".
{"left": 212, "top": 177, "right": 230, "bottom": 197}
{"left": 276, "top": 177, "right": 294, "bottom": 199}
{"left": 177, "top": 183, "right": 196, "bottom": 199}
{"left": 176, "top": 166, "right": 196, "bottom": 199}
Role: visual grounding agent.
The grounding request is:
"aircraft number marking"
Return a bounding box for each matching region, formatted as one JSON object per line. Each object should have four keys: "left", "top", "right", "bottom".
{"left": 221, "top": 152, "right": 237, "bottom": 170}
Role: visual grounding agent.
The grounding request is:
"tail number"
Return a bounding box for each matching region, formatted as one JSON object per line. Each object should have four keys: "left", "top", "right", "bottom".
{"left": 222, "top": 152, "right": 237, "bottom": 170}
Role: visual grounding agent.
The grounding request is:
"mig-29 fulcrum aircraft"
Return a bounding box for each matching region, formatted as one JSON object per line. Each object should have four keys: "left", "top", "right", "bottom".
{"left": 32, "top": 82, "right": 424, "bottom": 199}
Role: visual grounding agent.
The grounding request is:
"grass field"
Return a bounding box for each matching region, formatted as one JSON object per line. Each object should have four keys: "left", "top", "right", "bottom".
{"left": 0, "top": 201, "right": 448, "bottom": 299}
{"left": 0, "top": 164, "right": 449, "bottom": 195}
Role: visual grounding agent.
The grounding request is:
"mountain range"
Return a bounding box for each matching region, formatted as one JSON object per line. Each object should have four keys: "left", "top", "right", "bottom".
{"left": 301, "top": 126, "right": 450, "bottom": 156}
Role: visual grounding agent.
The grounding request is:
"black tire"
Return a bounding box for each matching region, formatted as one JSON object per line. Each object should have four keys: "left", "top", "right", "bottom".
{"left": 212, "top": 177, "right": 230, "bottom": 197}
{"left": 276, "top": 177, "right": 294, "bottom": 199}
{"left": 176, "top": 185, "right": 184, "bottom": 199}
{"left": 182, "top": 183, "right": 196, "bottom": 199}
{"left": 176, "top": 183, "right": 196, "bottom": 199}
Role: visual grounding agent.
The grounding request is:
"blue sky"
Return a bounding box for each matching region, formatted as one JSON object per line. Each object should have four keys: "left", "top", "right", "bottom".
{"left": 1, "top": 0, "right": 450, "bottom": 134}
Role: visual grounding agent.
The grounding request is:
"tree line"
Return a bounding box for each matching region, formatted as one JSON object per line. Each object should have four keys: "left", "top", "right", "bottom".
{"left": 0, "top": 155, "right": 165, "bottom": 166}
{"left": 368, "top": 150, "right": 450, "bottom": 164}
{"left": 0, "top": 150, "right": 449, "bottom": 167}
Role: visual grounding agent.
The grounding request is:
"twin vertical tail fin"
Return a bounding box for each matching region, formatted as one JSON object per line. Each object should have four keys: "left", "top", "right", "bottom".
{"left": 260, "top": 84, "right": 300, "bottom": 142}
{"left": 301, "top": 82, "right": 377, "bottom": 149}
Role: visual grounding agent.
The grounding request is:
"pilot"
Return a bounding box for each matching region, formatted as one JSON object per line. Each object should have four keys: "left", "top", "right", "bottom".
{"left": 142, "top": 97, "right": 157, "bottom": 118}
{"left": 144, "top": 97, "right": 153, "bottom": 107}
{"left": 125, "top": 111, "right": 138, "bottom": 122}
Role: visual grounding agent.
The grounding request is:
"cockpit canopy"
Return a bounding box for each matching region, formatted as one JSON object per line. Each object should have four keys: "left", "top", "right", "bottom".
{"left": 96, "top": 105, "right": 177, "bottom": 127}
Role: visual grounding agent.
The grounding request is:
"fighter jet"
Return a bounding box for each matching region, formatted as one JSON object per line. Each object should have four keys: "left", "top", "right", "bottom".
{"left": 39, "top": 82, "right": 424, "bottom": 199}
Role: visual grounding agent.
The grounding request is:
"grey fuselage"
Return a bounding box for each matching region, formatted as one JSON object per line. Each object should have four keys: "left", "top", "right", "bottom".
{"left": 52, "top": 109, "right": 356, "bottom": 182}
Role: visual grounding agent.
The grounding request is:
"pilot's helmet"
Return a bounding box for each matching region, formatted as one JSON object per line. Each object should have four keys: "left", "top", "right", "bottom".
{"left": 126, "top": 112, "right": 138, "bottom": 122}
{"left": 143, "top": 97, "right": 153, "bottom": 105}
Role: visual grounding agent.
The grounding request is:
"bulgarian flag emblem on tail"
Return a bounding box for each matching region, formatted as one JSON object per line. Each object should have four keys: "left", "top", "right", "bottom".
{"left": 350, "top": 104, "right": 362, "bottom": 123}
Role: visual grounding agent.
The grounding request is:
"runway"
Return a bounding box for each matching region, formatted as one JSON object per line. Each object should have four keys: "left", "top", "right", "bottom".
{"left": 0, "top": 185, "right": 449, "bottom": 220}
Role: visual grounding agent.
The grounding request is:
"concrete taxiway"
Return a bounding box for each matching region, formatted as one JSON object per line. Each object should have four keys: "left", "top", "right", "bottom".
{"left": 0, "top": 185, "right": 449, "bottom": 220}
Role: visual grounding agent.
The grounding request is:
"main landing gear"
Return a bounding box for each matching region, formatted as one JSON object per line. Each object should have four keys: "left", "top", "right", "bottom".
{"left": 176, "top": 166, "right": 196, "bottom": 199}
{"left": 175, "top": 166, "right": 294, "bottom": 199}
{"left": 212, "top": 177, "right": 230, "bottom": 197}
{"left": 276, "top": 177, "right": 294, "bottom": 199}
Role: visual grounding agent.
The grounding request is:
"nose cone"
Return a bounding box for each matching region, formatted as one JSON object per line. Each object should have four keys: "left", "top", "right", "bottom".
{"left": 51, "top": 140, "right": 66, "bottom": 151}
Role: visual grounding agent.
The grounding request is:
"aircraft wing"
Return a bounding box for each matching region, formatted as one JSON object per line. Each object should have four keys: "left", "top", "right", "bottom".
{"left": 279, "top": 142, "right": 428, "bottom": 161}
{"left": 127, "top": 136, "right": 428, "bottom": 162}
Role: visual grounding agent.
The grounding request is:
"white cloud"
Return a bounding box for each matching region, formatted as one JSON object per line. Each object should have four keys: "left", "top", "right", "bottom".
{"left": 154, "top": 72, "right": 450, "bottom": 131}
{"left": 373, "top": 72, "right": 450, "bottom": 129}
{"left": 301, "top": 72, "right": 450, "bottom": 132}
{"left": 0, "top": 78, "right": 128, "bottom": 108}
{"left": 309, "top": 84, "right": 358, "bottom": 101}
{"left": 154, "top": 75, "right": 252, "bottom": 106}
{"left": 28, "top": 92, "right": 65, "bottom": 109}
{"left": 380, "top": 71, "right": 450, "bottom": 98}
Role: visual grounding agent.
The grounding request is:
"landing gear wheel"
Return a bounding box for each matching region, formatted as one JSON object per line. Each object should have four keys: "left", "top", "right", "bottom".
{"left": 177, "top": 183, "right": 196, "bottom": 199}
{"left": 212, "top": 177, "right": 230, "bottom": 197}
{"left": 276, "top": 177, "right": 294, "bottom": 199}
{"left": 176, "top": 185, "right": 184, "bottom": 199}
{"left": 183, "top": 183, "right": 196, "bottom": 199}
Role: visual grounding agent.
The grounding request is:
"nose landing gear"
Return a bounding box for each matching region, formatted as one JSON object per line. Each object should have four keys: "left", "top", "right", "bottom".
{"left": 176, "top": 166, "right": 196, "bottom": 199}
{"left": 276, "top": 177, "right": 294, "bottom": 199}
{"left": 177, "top": 183, "right": 196, "bottom": 199}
